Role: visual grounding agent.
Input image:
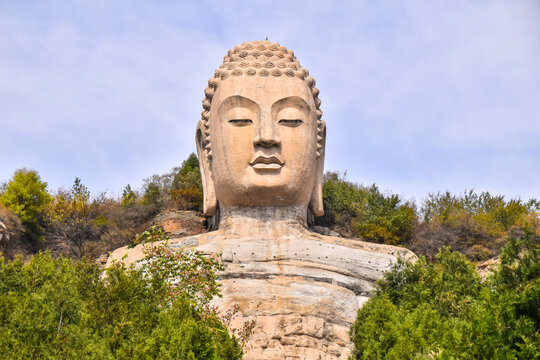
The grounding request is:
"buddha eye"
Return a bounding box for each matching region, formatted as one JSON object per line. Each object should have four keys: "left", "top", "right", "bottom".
{"left": 229, "top": 119, "right": 253, "bottom": 126}
{"left": 278, "top": 119, "right": 303, "bottom": 127}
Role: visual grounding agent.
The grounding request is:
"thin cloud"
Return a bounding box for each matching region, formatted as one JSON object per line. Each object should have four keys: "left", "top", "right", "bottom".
{"left": 1, "top": 0, "right": 538, "bottom": 202}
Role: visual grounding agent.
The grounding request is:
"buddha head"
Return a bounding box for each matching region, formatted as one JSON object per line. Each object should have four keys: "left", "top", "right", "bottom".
{"left": 196, "top": 40, "right": 326, "bottom": 223}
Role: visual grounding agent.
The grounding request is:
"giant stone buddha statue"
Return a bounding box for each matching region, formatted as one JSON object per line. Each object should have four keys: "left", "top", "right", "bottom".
{"left": 109, "top": 40, "right": 415, "bottom": 360}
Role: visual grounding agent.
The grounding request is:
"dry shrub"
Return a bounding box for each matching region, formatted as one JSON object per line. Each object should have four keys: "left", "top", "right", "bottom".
{"left": 0, "top": 204, "right": 25, "bottom": 261}
{"left": 407, "top": 221, "right": 504, "bottom": 261}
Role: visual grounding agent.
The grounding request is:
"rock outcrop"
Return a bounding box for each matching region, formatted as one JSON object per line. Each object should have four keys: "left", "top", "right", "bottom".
{"left": 152, "top": 210, "right": 206, "bottom": 237}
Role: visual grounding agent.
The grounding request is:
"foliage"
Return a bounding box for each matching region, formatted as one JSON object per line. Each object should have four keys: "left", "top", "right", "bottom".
{"left": 131, "top": 226, "right": 256, "bottom": 347}
{"left": 316, "top": 172, "right": 416, "bottom": 245}
{"left": 422, "top": 190, "right": 536, "bottom": 234}
{"left": 72, "top": 177, "right": 90, "bottom": 204}
{"left": 0, "top": 204, "right": 24, "bottom": 261}
{"left": 45, "top": 188, "right": 101, "bottom": 259}
{"left": 350, "top": 232, "right": 540, "bottom": 359}
{"left": 0, "top": 168, "right": 52, "bottom": 244}
{"left": 141, "top": 170, "right": 178, "bottom": 208}
{"left": 409, "top": 190, "right": 539, "bottom": 260}
{"left": 121, "top": 184, "right": 138, "bottom": 207}
{"left": 170, "top": 153, "right": 203, "bottom": 211}
{"left": 140, "top": 153, "right": 203, "bottom": 212}
{"left": 489, "top": 228, "right": 540, "bottom": 356}
{"left": 0, "top": 154, "right": 204, "bottom": 260}
{"left": 44, "top": 178, "right": 157, "bottom": 259}
{"left": 0, "top": 247, "right": 242, "bottom": 359}
{"left": 141, "top": 180, "right": 162, "bottom": 207}
{"left": 132, "top": 226, "right": 223, "bottom": 308}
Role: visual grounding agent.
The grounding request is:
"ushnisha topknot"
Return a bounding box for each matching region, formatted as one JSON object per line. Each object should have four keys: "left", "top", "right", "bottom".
{"left": 199, "top": 40, "right": 324, "bottom": 160}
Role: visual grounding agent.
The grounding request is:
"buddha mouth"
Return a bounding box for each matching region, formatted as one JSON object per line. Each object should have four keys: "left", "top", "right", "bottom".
{"left": 249, "top": 155, "right": 284, "bottom": 170}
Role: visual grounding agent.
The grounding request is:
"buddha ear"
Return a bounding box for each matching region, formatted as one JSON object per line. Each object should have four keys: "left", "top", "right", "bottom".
{"left": 309, "top": 120, "right": 326, "bottom": 216}
{"left": 196, "top": 122, "right": 217, "bottom": 216}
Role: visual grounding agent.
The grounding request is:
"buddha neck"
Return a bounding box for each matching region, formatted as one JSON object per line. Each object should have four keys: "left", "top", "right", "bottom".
{"left": 217, "top": 206, "right": 310, "bottom": 237}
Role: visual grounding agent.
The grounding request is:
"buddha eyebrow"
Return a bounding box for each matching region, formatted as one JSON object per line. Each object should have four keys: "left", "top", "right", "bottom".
{"left": 219, "top": 95, "right": 258, "bottom": 110}
{"left": 272, "top": 96, "right": 311, "bottom": 112}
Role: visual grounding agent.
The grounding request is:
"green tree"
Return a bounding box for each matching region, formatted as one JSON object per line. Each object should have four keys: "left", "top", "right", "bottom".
{"left": 356, "top": 185, "right": 416, "bottom": 245}
{"left": 316, "top": 172, "right": 416, "bottom": 245}
{"left": 121, "top": 184, "right": 137, "bottom": 207}
{"left": 0, "top": 233, "right": 243, "bottom": 359}
{"left": 44, "top": 179, "right": 103, "bottom": 259}
{"left": 411, "top": 190, "right": 539, "bottom": 260}
{"left": 488, "top": 229, "right": 540, "bottom": 357}
{"left": 350, "top": 233, "right": 540, "bottom": 359}
{"left": 0, "top": 169, "right": 51, "bottom": 244}
{"left": 141, "top": 181, "right": 162, "bottom": 206}
{"left": 72, "top": 177, "right": 90, "bottom": 203}
{"left": 171, "top": 153, "right": 203, "bottom": 211}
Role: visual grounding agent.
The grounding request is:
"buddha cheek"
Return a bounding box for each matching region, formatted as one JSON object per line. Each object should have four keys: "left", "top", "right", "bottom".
{"left": 280, "top": 128, "right": 317, "bottom": 189}
{"left": 215, "top": 126, "right": 253, "bottom": 185}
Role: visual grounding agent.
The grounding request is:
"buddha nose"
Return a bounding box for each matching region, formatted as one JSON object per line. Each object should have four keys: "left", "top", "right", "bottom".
{"left": 254, "top": 111, "right": 280, "bottom": 147}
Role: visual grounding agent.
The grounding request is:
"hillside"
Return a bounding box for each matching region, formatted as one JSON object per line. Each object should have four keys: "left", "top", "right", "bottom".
{"left": 1, "top": 154, "right": 538, "bottom": 265}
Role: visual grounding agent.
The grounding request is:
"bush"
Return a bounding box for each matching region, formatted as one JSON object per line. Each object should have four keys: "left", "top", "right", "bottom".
{"left": 350, "top": 231, "right": 540, "bottom": 359}
{"left": 170, "top": 153, "right": 203, "bottom": 211}
{"left": 44, "top": 179, "right": 102, "bottom": 258}
{"left": 421, "top": 190, "right": 535, "bottom": 235}
{"left": 0, "top": 236, "right": 242, "bottom": 359}
{"left": 121, "top": 184, "right": 138, "bottom": 207}
{"left": 316, "top": 172, "right": 416, "bottom": 245}
{"left": 0, "top": 169, "right": 52, "bottom": 245}
{"left": 0, "top": 204, "right": 25, "bottom": 261}
{"left": 409, "top": 190, "right": 539, "bottom": 260}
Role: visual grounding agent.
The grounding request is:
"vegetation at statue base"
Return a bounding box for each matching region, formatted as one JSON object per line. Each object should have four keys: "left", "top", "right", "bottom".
{"left": 350, "top": 229, "right": 539, "bottom": 359}
{"left": 315, "top": 172, "right": 416, "bottom": 245}
{"left": 316, "top": 172, "right": 539, "bottom": 261}
{"left": 0, "top": 226, "right": 243, "bottom": 359}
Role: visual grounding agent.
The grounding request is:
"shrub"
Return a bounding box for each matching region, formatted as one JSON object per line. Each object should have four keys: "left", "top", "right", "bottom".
{"left": 170, "top": 153, "right": 203, "bottom": 211}
{"left": 0, "top": 169, "right": 52, "bottom": 245}
{"left": 0, "top": 204, "right": 25, "bottom": 261}
{"left": 121, "top": 184, "right": 138, "bottom": 207}
{"left": 350, "top": 232, "right": 540, "bottom": 359}
{"left": 0, "top": 241, "right": 242, "bottom": 358}
{"left": 421, "top": 190, "right": 536, "bottom": 235}
{"left": 316, "top": 172, "right": 416, "bottom": 245}
{"left": 410, "top": 190, "right": 539, "bottom": 260}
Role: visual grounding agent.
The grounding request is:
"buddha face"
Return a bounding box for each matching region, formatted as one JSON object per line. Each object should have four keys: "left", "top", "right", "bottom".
{"left": 207, "top": 75, "right": 318, "bottom": 209}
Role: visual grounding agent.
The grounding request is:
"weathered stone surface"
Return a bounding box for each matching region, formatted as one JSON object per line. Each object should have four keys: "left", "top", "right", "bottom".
{"left": 108, "top": 40, "right": 417, "bottom": 359}
{"left": 108, "top": 220, "right": 414, "bottom": 359}
{"left": 152, "top": 210, "right": 206, "bottom": 237}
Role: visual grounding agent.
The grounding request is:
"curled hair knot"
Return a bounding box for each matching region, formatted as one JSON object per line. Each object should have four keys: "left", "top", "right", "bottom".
{"left": 284, "top": 69, "right": 295, "bottom": 77}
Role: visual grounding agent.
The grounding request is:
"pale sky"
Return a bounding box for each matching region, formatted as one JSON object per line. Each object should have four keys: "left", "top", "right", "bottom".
{"left": 1, "top": 0, "right": 539, "bottom": 203}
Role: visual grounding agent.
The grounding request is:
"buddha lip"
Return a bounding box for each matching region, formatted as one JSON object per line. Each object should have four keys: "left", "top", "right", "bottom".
{"left": 249, "top": 155, "right": 284, "bottom": 169}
